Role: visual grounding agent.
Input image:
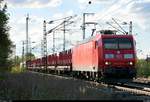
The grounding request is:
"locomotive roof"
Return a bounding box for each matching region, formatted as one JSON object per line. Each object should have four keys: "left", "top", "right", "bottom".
{"left": 76, "top": 36, "right": 96, "bottom": 45}
{"left": 75, "top": 34, "right": 133, "bottom": 46}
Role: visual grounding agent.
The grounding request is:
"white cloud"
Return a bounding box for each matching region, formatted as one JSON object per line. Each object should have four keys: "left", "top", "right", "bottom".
{"left": 77, "top": 0, "right": 113, "bottom": 4}
{"left": 83, "top": 0, "right": 150, "bottom": 31}
{"left": 127, "top": 1, "right": 150, "bottom": 30}
{"left": 78, "top": 0, "right": 114, "bottom": 11}
{"left": 8, "top": 14, "right": 45, "bottom": 57}
{"left": 6, "top": 0, "right": 62, "bottom": 8}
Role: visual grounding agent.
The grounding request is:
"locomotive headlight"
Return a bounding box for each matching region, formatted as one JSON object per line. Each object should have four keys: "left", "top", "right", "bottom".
{"left": 105, "top": 61, "right": 109, "bottom": 65}
{"left": 129, "top": 61, "right": 133, "bottom": 65}
{"left": 105, "top": 61, "right": 111, "bottom": 65}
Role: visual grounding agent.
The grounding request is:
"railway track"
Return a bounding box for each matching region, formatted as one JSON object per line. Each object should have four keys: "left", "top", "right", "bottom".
{"left": 99, "top": 78, "right": 150, "bottom": 96}
{"left": 30, "top": 71, "right": 150, "bottom": 97}
{"left": 109, "top": 84, "right": 150, "bottom": 96}
{"left": 133, "top": 78, "right": 150, "bottom": 85}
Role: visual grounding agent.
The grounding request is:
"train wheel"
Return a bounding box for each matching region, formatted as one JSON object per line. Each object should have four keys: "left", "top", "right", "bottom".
{"left": 90, "top": 72, "right": 93, "bottom": 81}
{"left": 87, "top": 72, "right": 90, "bottom": 80}
{"left": 58, "top": 70, "right": 60, "bottom": 75}
{"left": 93, "top": 72, "right": 96, "bottom": 81}
{"left": 74, "top": 71, "right": 76, "bottom": 77}
{"left": 95, "top": 72, "right": 100, "bottom": 82}
{"left": 79, "top": 71, "right": 81, "bottom": 78}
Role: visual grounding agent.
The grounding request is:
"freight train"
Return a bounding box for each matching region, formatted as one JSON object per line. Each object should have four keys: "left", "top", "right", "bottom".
{"left": 26, "top": 30, "right": 137, "bottom": 79}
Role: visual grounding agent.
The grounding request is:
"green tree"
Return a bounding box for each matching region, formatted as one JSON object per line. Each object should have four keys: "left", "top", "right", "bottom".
{"left": 12, "top": 53, "right": 35, "bottom": 66}
{"left": 0, "top": 1, "right": 12, "bottom": 71}
{"left": 25, "top": 53, "right": 35, "bottom": 61}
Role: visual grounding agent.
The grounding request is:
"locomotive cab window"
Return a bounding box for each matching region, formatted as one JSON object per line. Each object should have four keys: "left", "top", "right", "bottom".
{"left": 103, "top": 38, "right": 133, "bottom": 49}
{"left": 118, "top": 38, "right": 132, "bottom": 49}
{"left": 103, "top": 38, "right": 118, "bottom": 49}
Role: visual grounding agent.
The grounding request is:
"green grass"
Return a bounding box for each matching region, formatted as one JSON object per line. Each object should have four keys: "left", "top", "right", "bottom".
{"left": 11, "top": 65, "right": 26, "bottom": 74}
{"left": 136, "top": 59, "right": 150, "bottom": 78}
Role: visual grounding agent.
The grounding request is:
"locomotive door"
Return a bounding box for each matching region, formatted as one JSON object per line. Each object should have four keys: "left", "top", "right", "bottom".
{"left": 92, "top": 41, "right": 98, "bottom": 72}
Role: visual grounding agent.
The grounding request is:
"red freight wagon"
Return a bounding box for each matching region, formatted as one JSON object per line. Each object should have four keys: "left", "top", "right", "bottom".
{"left": 58, "top": 52, "right": 62, "bottom": 65}
{"left": 54, "top": 53, "right": 58, "bottom": 66}
{"left": 47, "top": 55, "right": 52, "bottom": 66}
{"left": 68, "top": 49, "right": 72, "bottom": 65}
{"left": 36, "top": 58, "right": 41, "bottom": 67}
{"left": 67, "top": 49, "right": 72, "bottom": 65}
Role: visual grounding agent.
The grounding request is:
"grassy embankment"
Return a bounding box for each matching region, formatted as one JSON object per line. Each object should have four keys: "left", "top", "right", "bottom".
{"left": 136, "top": 59, "right": 150, "bottom": 78}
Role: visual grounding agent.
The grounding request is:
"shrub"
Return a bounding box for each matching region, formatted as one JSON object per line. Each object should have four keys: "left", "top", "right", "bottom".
{"left": 11, "top": 65, "right": 26, "bottom": 73}
{"left": 136, "top": 59, "right": 150, "bottom": 78}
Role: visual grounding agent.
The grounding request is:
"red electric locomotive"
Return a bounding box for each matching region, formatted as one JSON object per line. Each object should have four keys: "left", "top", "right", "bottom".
{"left": 72, "top": 30, "right": 136, "bottom": 78}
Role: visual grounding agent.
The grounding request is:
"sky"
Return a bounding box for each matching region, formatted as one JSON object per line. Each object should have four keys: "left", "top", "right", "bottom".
{"left": 3, "top": 0, "right": 150, "bottom": 59}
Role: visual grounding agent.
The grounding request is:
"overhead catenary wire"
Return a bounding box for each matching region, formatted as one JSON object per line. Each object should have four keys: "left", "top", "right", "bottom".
{"left": 90, "top": 0, "right": 134, "bottom": 33}
{"left": 45, "top": 1, "right": 94, "bottom": 51}
{"left": 45, "top": 15, "right": 77, "bottom": 54}
{"left": 47, "top": 15, "right": 77, "bottom": 34}
{"left": 112, "top": 18, "right": 128, "bottom": 34}
{"left": 106, "top": 22, "right": 126, "bottom": 34}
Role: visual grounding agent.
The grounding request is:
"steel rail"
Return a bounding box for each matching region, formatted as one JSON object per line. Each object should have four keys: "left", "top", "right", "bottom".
{"left": 101, "top": 80, "right": 150, "bottom": 96}
{"left": 113, "top": 85, "right": 150, "bottom": 96}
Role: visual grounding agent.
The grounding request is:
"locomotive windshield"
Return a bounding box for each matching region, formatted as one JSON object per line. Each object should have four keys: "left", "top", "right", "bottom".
{"left": 103, "top": 38, "right": 133, "bottom": 49}
{"left": 103, "top": 38, "right": 118, "bottom": 49}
